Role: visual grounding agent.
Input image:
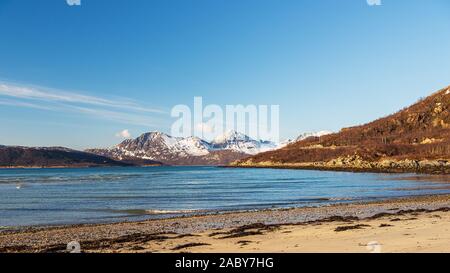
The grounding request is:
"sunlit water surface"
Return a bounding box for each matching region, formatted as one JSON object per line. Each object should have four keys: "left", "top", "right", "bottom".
{"left": 1, "top": 166, "right": 449, "bottom": 227}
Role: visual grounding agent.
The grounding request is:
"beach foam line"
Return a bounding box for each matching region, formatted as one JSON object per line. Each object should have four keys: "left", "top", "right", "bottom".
{"left": 145, "top": 209, "right": 198, "bottom": 214}
{"left": 107, "top": 208, "right": 201, "bottom": 215}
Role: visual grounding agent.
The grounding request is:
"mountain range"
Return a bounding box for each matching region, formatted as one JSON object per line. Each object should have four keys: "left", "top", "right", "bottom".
{"left": 86, "top": 130, "right": 304, "bottom": 166}
{"left": 2, "top": 85, "right": 450, "bottom": 173}
{"left": 233, "top": 85, "right": 450, "bottom": 174}
{"left": 0, "top": 130, "right": 333, "bottom": 168}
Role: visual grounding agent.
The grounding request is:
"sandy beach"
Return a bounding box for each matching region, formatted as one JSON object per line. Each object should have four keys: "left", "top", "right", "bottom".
{"left": 1, "top": 194, "right": 450, "bottom": 253}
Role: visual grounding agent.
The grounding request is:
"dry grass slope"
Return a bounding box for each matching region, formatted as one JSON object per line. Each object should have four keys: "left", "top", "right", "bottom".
{"left": 235, "top": 85, "right": 450, "bottom": 173}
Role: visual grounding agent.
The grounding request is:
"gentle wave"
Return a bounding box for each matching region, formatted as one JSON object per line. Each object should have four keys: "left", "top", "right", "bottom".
{"left": 107, "top": 209, "right": 200, "bottom": 215}
{"left": 145, "top": 209, "right": 199, "bottom": 215}
{"left": 0, "top": 174, "right": 145, "bottom": 184}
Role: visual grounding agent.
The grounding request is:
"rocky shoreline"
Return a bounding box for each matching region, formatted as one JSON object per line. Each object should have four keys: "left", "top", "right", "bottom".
{"left": 231, "top": 156, "right": 450, "bottom": 174}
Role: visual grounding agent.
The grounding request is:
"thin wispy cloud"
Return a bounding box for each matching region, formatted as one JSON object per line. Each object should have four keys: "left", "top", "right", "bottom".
{"left": 0, "top": 82, "right": 164, "bottom": 113}
{"left": 0, "top": 98, "right": 56, "bottom": 111}
{"left": 0, "top": 81, "right": 166, "bottom": 127}
{"left": 70, "top": 106, "right": 159, "bottom": 126}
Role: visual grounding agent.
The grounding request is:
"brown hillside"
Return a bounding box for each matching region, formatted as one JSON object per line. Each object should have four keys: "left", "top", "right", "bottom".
{"left": 234, "top": 85, "right": 450, "bottom": 173}
{"left": 0, "top": 146, "right": 139, "bottom": 168}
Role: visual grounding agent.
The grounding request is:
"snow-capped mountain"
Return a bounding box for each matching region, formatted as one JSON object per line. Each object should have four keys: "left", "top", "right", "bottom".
{"left": 86, "top": 130, "right": 332, "bottom": 166}
{"left": 87, "top": 132, "right": 215, "bottom": 165}
{"left": 87, "top": 132, "right": 249, "bottom": 165}
{"left": 117, "top": 132, "right": 211, "bottom": 158}
{"left": 211, "top": 130, "right": 278, "bottom": 155}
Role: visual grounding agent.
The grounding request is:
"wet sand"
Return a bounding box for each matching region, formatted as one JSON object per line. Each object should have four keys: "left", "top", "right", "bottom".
{"left": 1, "top": 194, "right": 450, "bottom": 253}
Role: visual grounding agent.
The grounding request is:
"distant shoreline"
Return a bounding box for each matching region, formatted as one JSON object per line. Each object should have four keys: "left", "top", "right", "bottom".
{"left": 227, "top": 161, "right": 450, "bottom": 175}
{"left": 2, "top": 163, "right": 449, "bottom": 174}
{"left": 0, "top": 164, "right": 163, "bottom": 169}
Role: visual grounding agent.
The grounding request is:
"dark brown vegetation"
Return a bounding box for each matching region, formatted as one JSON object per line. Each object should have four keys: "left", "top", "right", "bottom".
{"left": 236, "top": 85, "right": 450, "bottom": 169}
{"left": 0, "top": 146, "right": 161, "bottom": 168}
{"left": 209, "top": 223, "right": 279, "bottom": 239}
{"left": 334, "top": 224, "right": 370, "bottom": 232}
{"left": 171, "top": 242, "right": 211, "bottom": 251}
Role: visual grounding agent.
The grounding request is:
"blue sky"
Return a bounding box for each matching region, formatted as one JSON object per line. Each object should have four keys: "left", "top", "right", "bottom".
{"left": 0, "top": 0, "right": 450, "bottom": 149}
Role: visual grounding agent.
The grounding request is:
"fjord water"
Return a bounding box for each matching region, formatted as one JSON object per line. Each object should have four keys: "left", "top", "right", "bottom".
{"left": 1, "top": 166, "right": 450, "bottom": 227}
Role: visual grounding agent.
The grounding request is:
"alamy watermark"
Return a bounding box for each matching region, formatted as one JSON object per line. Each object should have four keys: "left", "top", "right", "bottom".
{"left": 366, "top": 241, "right": 382, "bottom": 253}
{"left": 67, "top": 241, "right": 81, "bottom": 253}
{"left": 367, "top": 0, "right": 382, "bottom": 6}
{"left": 66, "top": 0, "right": 81, "bottom": 6}
{"left": 171, "top": 97, "right": 280, "bottom": 142}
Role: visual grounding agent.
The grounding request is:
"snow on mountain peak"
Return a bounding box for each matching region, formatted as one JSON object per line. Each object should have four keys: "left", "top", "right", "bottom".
{"left": 209, "top": 130, "right": 278, "bottom": 155}
{"left": 89, "top": 130, "right": 333, "bottom": 165}
{"left": 296, "top": 131, "right": 333, "bottom": 141}
{"left": 212, "top": 130, "right": 252, "bottom": 144}
{"left": 114, "top": 130, "right": 332, "bottom": 158}
{"left": 176, "top": 136, "right": 211, "bottom": 156}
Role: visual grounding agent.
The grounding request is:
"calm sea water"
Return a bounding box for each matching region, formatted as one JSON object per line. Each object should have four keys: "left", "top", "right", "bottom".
{"left": 1, "top": 166, "right": 450, "bottom": 227}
